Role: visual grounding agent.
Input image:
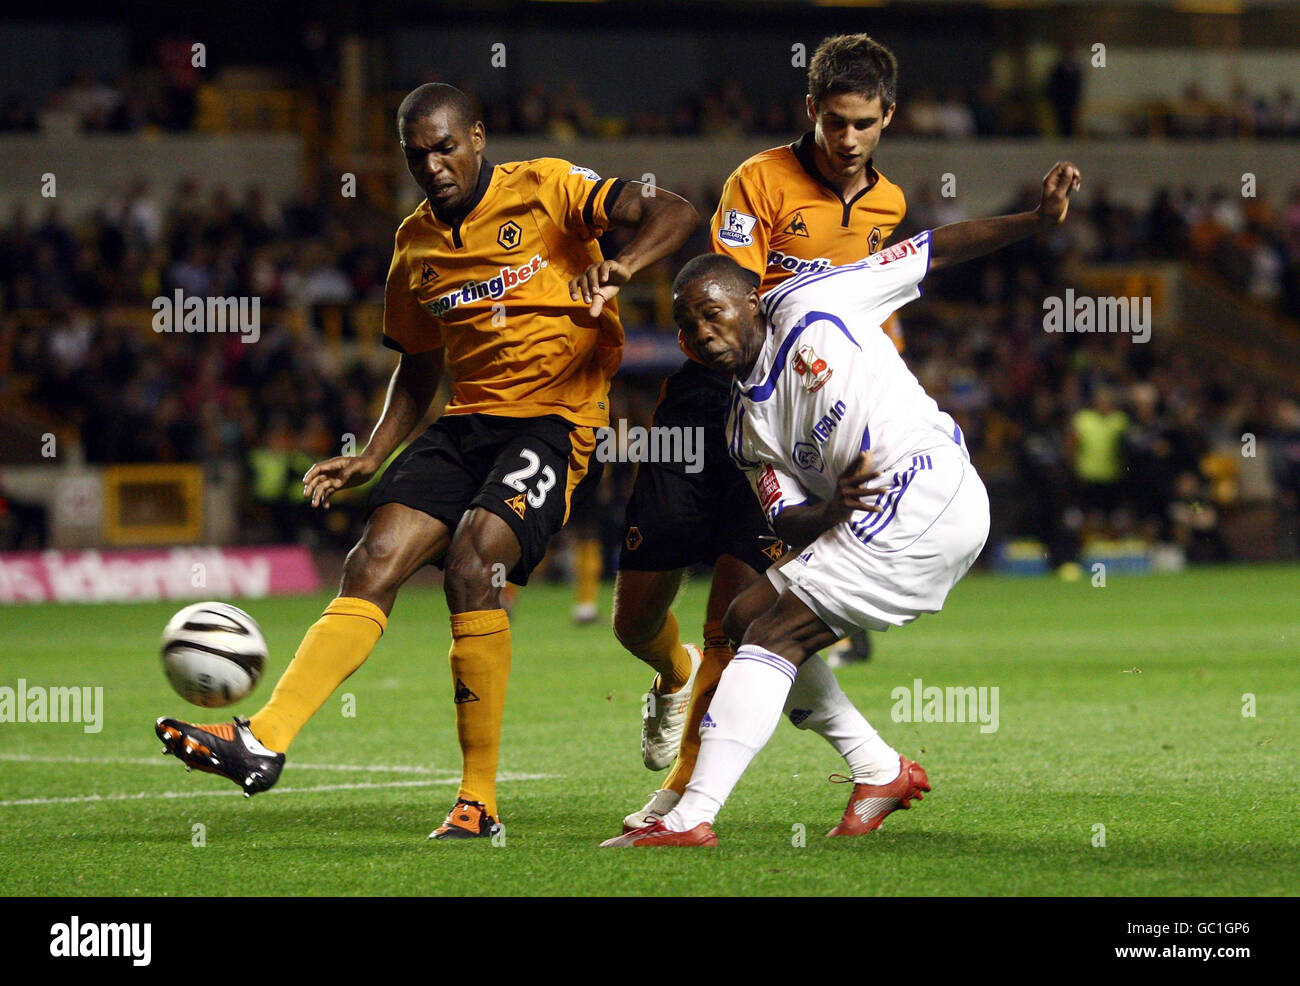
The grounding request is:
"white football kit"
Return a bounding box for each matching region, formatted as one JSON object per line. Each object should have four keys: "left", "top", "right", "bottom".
{"left": 727, "top": 230, "right": 990, "bottom": 635}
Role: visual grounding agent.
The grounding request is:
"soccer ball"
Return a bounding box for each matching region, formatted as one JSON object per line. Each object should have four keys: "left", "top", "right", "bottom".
{"left": 160, "top": 602, "right": 268, "bottom": 708}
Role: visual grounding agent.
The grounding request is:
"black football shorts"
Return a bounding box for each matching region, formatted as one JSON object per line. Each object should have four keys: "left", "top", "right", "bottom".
{"left": 617, "top": 360, "right": 782, "bottom": 574}
{"left": 367, "top": 412, "right": 598, "bottom": 585}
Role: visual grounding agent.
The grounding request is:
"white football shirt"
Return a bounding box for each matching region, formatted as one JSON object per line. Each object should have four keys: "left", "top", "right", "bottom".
{"left": 726, "top": 230, "right": 964, "bottom": 526}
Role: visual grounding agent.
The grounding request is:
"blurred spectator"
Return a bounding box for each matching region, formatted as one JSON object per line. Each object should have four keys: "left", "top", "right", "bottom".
{"left": 1068, "top": 386, "right": 1129, "bottom": 532}
{"left": 1046, "top": 48, "right": 1083, "bottom": 137}
{"left": 157, "top": 32, "right": 201, "bottom": 131}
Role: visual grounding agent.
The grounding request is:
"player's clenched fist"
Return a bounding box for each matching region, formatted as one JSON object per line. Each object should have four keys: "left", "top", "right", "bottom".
{"left": 569, "top": 259, "right": 632, "bottom": 317}
{"left": 823, "top": 451, "right": 890, "bottom": 526}
{"left": 1037, "top": 161, "right": 1082, "bottom": 226}
{"left": 302, "top": 455, "right": 379, "bottom": 509}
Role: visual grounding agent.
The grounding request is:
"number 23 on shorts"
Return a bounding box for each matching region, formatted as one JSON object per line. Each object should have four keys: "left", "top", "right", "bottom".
{"left": 502, "top": 448, "right": 557, "bottom": 508}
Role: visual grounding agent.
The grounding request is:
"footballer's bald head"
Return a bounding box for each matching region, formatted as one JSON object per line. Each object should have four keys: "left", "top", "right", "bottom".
{"left": 671, "top": 253, "right": 760, "bottom": 301}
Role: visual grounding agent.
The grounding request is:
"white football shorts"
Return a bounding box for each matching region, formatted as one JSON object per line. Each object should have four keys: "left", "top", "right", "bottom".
{"left": 767, "top": 441, "right": 990, "bottom": 637}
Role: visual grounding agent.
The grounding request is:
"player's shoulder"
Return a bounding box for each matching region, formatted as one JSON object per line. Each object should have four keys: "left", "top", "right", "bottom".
{"left": 393, "top": 199, "right": 433, "bottom": 248}
{"left": 727, "top": 142, "right": 804, "bottom": 191}
{"left": 499, "top": 157, "right": 601, "bottom": 185}
{"left": 867, "top": 166, "right": 906, "bottom": 206}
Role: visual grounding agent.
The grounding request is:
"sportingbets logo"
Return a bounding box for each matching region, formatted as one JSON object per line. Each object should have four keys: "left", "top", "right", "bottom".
{"left": 717, "top": 209, "right": 757, "bottom": 248}
{"left": 767, "top": 249, "right": 833, "bottom": 276}
{"left": 424, "top": 255, "right": 546, "bottom": 319}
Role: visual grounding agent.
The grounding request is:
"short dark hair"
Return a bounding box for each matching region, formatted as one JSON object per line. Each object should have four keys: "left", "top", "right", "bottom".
{"left": 808, "top": 34, "right": 898, "bottom": 111}
{"left": 396, "top": 82, "right": 478, "bottom": 137}
{"left": 672, "top": 254, "right": 758, "bottom": 301}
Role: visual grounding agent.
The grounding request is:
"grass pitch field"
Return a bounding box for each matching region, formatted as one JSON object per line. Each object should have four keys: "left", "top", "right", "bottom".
{"left": 1, "top": 565, "right": 1297, "bottom": 897}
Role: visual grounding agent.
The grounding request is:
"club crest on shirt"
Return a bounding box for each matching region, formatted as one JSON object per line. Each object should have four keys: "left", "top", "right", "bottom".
{"left": 791, "top": 343, "right": 833, "bottom": 393}
{"left": 717, "top": 209, "right": 757, "bottom": 248}
{"left": 497, "top": 221, "right": 522, "bottom": 251}
{"left": 793, "top": 440, "right": 824, "bottom": 473}
{"left": 868, "top": 226, "right": 882, "bottom": 253}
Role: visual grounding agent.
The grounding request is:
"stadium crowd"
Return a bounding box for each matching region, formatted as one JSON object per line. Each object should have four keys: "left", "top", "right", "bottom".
{"left": 5, "top": 50, "right": 1300, "bottom": 141}
{"left": 3, "top": 171, "right": 1300, "bottom": 561}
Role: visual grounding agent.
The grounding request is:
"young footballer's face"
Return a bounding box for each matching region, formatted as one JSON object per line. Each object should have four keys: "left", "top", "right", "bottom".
{"left": 807, "top": 91, "right": 894, "bottom": 182}
{"left": 400, "top": 108, "right": 486, "bottom": 218}
{"left": 674, "top": 279, "right": 764, "bottom": 377}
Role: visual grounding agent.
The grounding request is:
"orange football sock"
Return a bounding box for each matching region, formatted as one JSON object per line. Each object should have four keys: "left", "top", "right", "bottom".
{"left": 249, "top": 596, "right": 387, "bottom": 753}
{"left": 627, "top": 609, "right": 694, "bottom": 693}
{"left": 449, "top": 608, "right": 512, "bottom": 820}
{"left": 663, "top": 620, "right": 732, "bottom": 794}
{"left": 573, "top": 538, "right": 601, "bottom": 608}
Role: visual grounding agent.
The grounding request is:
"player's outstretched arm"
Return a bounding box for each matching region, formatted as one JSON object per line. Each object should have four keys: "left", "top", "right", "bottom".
{"left": 771, "top": 452, "right": 890, "bottom": 549}
{"left": 928, "top": 161, "right": 1081, "bottom": 271}
{"left": 302, "top": 347, "right": 444, "bottom": 509}
{"left": 569, "top": 182, "right": 699, "bottom": 316}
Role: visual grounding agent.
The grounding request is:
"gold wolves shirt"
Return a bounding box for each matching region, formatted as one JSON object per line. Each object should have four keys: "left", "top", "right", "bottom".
{"left": 728, "top": 232, "right": 964, "bottom": 526}
{"left": 382, "top": 158, "right": 627, "bottom": 428}
{"left": 709, "top": 132, "right": 905, "bottom": 291}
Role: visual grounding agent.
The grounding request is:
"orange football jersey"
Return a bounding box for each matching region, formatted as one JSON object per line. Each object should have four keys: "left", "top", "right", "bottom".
{"left": 709, "top": 132, "right": 906, "bottom": 289}
{"left": 382, "top": 157, "right": 627, "bottom": 428}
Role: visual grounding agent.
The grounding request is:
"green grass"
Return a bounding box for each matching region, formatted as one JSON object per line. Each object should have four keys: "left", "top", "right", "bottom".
{"left": 1, "top": 565, "right": 1297, "bottom": 896}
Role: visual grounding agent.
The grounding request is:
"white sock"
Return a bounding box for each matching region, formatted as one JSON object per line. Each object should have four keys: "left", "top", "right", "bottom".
{"left": 784, "top": 654, "right": 900, "bottom": 784}
{"left": 663, "top": 644, "right": 796, "bottom": 830}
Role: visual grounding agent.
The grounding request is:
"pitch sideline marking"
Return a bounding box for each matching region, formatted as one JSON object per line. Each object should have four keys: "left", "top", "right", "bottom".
{"left": 0, "top": 752, "right": 463, "bottom": 775}
{"left": 0, "top": 774, "right": 556, "bottom": 808}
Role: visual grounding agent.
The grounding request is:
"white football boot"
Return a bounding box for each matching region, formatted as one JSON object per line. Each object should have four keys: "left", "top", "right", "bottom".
{"left": 621, "top": 788, "right": 682, "bottom": 834}
{"left": 641, "top": 643, "right": 701, "bottom": 770}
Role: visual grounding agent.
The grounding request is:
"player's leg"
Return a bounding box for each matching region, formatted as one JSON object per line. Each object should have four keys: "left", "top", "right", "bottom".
{"left": 568, "top": 467, "right": 604, "bottom": 625}
{"left": 156, "top": 503, "right": 451, "bottom": 793}
{"left": 659, "top": 553, "right": 756, "bottom": 792}
{"left": 615, "top": 459, "right": 714, "bottom": 770}
{"left": 434, "top": 505, "right": 522, "bottom": 837}
{"left": 432, "top": 416, "right": 598, "bottom": 838}
{"left": 250, "top": 503, "right": 451, "bottom": 750}
{"left": 611, "top": 567, "right": 688, "bottom": 684}
{"left": 614, "top": 471, "right": 698, "bottom": 700}
{"left": 731, "top": 562, "right": 903, "bottom": 790}
{"left": 605, "top": 589, "right": 835, "bottom": 846}
{"left": 157, "top": 418, "right": 474, "bottom": 793}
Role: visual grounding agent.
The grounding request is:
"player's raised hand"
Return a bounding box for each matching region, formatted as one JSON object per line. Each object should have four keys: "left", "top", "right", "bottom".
{"left": 302, "top": 455, "right": 378, "bottom": 510}
{"left": 569, "top": 259, "right": 632, "bottom": 317}
{"left": 1037, "top": 161, "right": 1082, "bottom": 226}
{"left": 826, "top": 451, "right": 891, "bottom": 525}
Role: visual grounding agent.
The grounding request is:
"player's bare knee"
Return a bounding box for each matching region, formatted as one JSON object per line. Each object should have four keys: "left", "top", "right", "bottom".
{"left": 342, "top": 535, "right": 406, "bottom": 600}
{"left": 612, "top": 602, "right": 657, "bottom": 649}
{"left": 741, "top": 611, "right": 810, "bottom": 664}
{"left": 611, "top": 571, "right": 674, "bottom": 648}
